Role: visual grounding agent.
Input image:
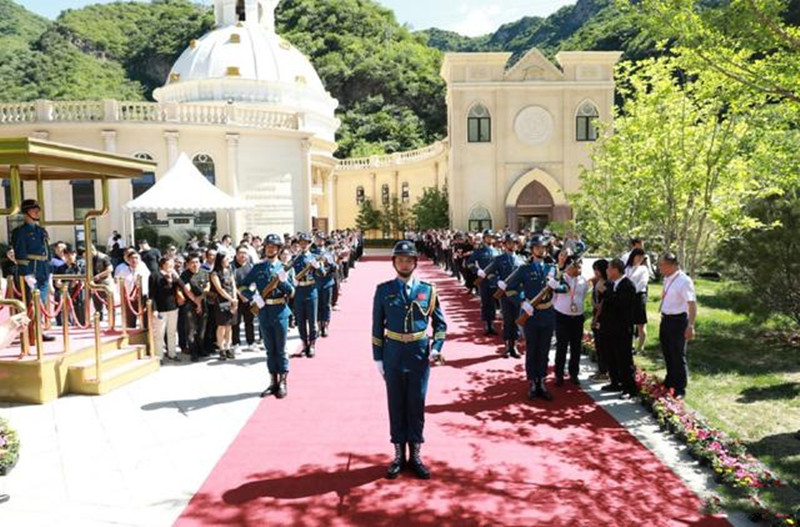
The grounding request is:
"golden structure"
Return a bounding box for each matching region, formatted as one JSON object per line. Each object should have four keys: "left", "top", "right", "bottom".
{"left": 0, "top": 137, "right": 160, "bottom": 403}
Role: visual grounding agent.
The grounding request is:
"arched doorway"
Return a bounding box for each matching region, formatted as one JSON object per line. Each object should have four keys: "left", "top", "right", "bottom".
{"left": 505, "top": 169, "right": 572, "bottom": 231}
{"left": 509, "top": 181, "right": 554, "bottom": 232}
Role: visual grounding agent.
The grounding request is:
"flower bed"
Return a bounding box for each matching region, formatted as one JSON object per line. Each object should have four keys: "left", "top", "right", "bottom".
{"left": 636, "top": 369, "right": 799, "bottom": 525}
{"left": 0, "top": 417, "right": 20, "bottom": 476}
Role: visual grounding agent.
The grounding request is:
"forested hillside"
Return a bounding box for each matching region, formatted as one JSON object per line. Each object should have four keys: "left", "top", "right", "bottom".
{"left": 0, "top": 0, "right": 654, "bottom": 157}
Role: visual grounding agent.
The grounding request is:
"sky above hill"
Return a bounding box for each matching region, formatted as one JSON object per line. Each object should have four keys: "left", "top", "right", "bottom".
{"left": 16, "top": 0, "right": 577, "bottom": 36}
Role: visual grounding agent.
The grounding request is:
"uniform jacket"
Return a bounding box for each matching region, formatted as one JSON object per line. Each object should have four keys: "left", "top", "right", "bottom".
{"left": 239, "top": 259, "right": 296, "bottom": 319}
{"left": 12, "top": 222, "right": 52, "bottom": 280}
{"left": 372, "top": 278, "right": 447, "bottom": 371}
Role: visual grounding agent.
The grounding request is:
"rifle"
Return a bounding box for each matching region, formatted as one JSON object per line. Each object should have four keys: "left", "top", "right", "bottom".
{"left": 473, "top": 260, "right": 495, "bottom": 287}
{"left": 250, "top": 255, "right": 300, "bottom": 316}
{"left": 493, "top": 265, "right": 523, "bottom": 300}
{"left": 515, "top": 285, "right": 554, "bottom": 326}
{"left": 294, "top": 254, "right": 325, "bottom": 282}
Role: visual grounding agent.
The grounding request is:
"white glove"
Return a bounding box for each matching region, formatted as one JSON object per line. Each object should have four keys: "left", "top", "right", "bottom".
{"left": 375, "top": 360, "right": 384, "bottom": 377}
{"left": 277, "top": 269, "right": 288, "bottom": 283}
{"left": 325, "top": 253, "right": 335, "bottom": 265}
{"left": 311, "top": 260, "right": 321, "bottom": 269}
{"left": 547, "top": 277, "right": 561, "bottom": 290}
{"left": 430, "top": 350, "right": 442, "bottom": 363}
{"left": 497, "top": 280, "right": 507, "bottom": 291}
{"left": 24, "top": 275, "right": 36, "bottom": 289}
{"left": 477, "top": 269, "right": 486, "bottom": 278}
{"left": 253, "top": 294, "right": 265, "bottom": 309}
{"left": 522, "top": 301, "right": 534, "bottom": 315}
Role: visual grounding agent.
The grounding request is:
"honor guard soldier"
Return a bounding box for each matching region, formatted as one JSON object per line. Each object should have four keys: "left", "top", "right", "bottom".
{"left": 314, "top": 235, "right": 338, "bottom": 338}
{"left": 239, "top": 234, "right": 295, "bottom": 399}
{"left": 12, "top": 199, "right": 56, "bottom": 342}
{"left": 467, "top": 230, "right": 501, "bottom": 335}
{"left": 505, "top": 234, "right": 565, "bottom": 401}
{"left": 372, "top": 241, "right": 447, "bottom": 480}
{"left": 292, "top": 233, "right": 320, "bottom": 357}
{"left": 492, "top": 233, "right": 526, "bottom": 358}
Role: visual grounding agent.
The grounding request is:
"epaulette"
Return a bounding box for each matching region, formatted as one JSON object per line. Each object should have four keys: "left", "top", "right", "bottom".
{"left": 378, "top": 280, "right": 394, "bottom": 290}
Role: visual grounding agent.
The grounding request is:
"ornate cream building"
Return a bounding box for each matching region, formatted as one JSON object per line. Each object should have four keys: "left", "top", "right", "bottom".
{"left": 0, "top": 0, "right": 621, "bottom": 246}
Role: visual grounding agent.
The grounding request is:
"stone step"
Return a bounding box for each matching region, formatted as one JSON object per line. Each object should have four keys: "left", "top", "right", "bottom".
{"left": 67, "top": 346, "right": 147, "bottom": 385}
{"left": 69, "top": 357, "right": 160, "bottom": 396}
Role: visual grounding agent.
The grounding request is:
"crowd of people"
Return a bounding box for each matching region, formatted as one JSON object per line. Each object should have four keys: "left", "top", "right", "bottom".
{"left": 3, "top": 199, "right": 364, "bottom": 398}
{"left": 413, "top": 229, "right": 697, "bottom": 401}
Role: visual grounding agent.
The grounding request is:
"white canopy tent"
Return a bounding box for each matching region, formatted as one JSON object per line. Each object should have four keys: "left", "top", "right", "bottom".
{"left": 124, "top": 152, "right": 253, "bottom": 241}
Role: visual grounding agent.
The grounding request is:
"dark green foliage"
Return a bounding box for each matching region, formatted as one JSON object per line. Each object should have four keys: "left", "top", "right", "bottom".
{"left": 412, "top": 187, "right": 449, "bottom": 230}
{"left": 0, "top": 0, "right": 49, "bottom": 43}
{"left": 355, "top": 199, "right": 382, "bottom": 232}
{"left": 719, "top": 188, "right": 800, "bottom": 326}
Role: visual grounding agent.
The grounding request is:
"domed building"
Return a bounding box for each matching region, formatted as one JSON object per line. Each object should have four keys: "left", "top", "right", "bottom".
{"left": 0, "top": 0, "right": 622, "bottom": 245}
{"left": 0, "top": 0, "right": 341, "bottom": 245}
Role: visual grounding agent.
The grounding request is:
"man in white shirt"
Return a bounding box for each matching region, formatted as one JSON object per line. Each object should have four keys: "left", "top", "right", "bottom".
{"left": 114, "top": 248, "right": 151, "bottom": 329}
{"left": 553, "top": 256, "right": 589, "bottom": 385}
{"left": 657, "top": 252, "right": 697, "bottom": 398}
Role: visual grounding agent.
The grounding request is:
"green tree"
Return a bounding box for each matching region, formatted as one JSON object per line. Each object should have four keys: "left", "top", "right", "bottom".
{"left": 411, "top": 186, "right": 449, "bottom": 230}
{"left": 380, "top": 195, "right": 412, "bottom": 238}
{"left": 355, "top": 199, "right": 382, "bottom": 234}
{"left": 572, "top": 57, "right": 758, "bottom": 273}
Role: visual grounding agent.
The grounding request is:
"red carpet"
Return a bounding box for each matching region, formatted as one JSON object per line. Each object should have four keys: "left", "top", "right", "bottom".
{"left": 176, "top": 258, "right": 727, "bottom": 527}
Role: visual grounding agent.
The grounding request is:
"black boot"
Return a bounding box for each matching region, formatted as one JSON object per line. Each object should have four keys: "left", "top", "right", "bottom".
{"left": 260, "top": 374, "right": 278, "bottom": 397}
{"left": 320, "top": 323, "right": 329, "bottom": 338}
{"left": 409, "top": 443, "right": 431, "bottom": 479}
{"left": 386, "top": 442, "right": 406, "bottom": 480}
{"left": 536, "top": 378, "right": 553, "bottom": 401}
{"left": 527, "top": 380, "right": 538, "bottom": 400}
{"left": 503, "top": 340, "right": 513, "bottom": 358}
{"left": 508, "top": 342, "right": 522, "bottom": 359}
{"left": 486, "top": 322, "right": 498, "bottom": 336}
{"left": 276, "top": 373, "right": 288, "bottom": 399}
{"left": 306, "top": 342, "right": 316, "bottom": 358}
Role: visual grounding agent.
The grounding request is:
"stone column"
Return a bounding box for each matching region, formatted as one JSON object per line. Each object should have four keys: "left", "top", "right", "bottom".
{"left": 225, "top": 133, "right": 241, "bottom": 240}
{"left": 164, "top": 131, "right": 180, "bottom": 167}
{"left": 371, "top": 173, "right": 377, "bottom": 204}
{"left": 325, "top": 171, "right": 336, "bottom": 231}
{"left": 298, "top": 140, "right": 313, "bottom": 232}
{"left": 331, "top": 173, "right": 338, "bottom": 230}
{"left": 100, "top": 130, "right": 119, "bottom": 247}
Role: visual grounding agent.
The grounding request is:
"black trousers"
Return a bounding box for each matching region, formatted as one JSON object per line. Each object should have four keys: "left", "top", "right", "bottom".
{"left": 660, "top": 314, "right": 689, "bottom": 396}
{"left": 232, "top": 301, "right": 255, "bottom": 346}
{"left": 555, "top": 312, "right": 584, "bottom": 379}
{"left": 605, "top": 328, "right": 635, "bottom": 393}
{"left": 592, "top": 328, "right": 609, "bottom": 374}
{"left": 183, "top": 306, "right": 207, "bottom": 359}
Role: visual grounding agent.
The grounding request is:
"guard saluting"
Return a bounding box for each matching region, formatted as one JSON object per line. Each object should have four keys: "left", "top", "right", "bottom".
{"left": 372, "top": 241, "right": 447, "bottom": 480}
{"left": 239, "top": 234, "right": 295, "bottom": 399}
{"left": 12, "top": 199, "right": 55, "bottom": 342}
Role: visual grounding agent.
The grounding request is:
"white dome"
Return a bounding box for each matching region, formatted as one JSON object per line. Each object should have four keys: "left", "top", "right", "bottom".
{"left": 153, "top": 22, "right": 338, "bottom": 117}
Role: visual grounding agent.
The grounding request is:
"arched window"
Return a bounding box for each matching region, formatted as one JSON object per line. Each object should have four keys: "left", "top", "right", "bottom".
{"left": 132, "top": 153, "right": 157, "bottom": 228}
{"left": 356, "top": 186, "right": 365, "bottom": 205}
{"left": 381, "top": 183, "right": 390, "bottom": 205}
{"left": 192, "top": 153, "right": 217, "bottom": 229}
{"left": 468, "top": 103, "right": 491, "bottom": 143}
{"left": 576, "top": 101, "right": 600, "bottom": 142}
{"left": 468, "top": 205, "right": 492, "bottom": 231}
{"left": 401, "top": 182, "right": 410, "bottom": 203}
{"left": 236, "top": 0, "right": 246, "bottom": 21}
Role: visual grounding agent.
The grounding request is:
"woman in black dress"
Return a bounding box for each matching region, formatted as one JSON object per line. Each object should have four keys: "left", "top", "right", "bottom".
{"left": 209, "top": 252, "right": 238, "bottom": 360}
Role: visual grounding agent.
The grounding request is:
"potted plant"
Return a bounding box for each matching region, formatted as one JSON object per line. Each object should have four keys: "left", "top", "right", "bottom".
{"left": 0, "top": 418, "right": 20, "bottom": 476}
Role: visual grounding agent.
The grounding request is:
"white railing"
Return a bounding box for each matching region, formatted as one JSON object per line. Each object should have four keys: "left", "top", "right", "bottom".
{"left": 337, "top": 141, "right": 446, "bottom": 171}
{"left": 0, "top": 99, "right": 300, "bottom": 131}
{"left": 0, "top": 102, "right": 36, "bottom": 124}
{"left": 51, "top": 101, "right": 104, "bottom": 122}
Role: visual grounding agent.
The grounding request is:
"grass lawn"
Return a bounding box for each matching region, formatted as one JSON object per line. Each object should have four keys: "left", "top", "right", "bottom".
{"left": 635, "top": 279, "right": 800, "bottom": 513}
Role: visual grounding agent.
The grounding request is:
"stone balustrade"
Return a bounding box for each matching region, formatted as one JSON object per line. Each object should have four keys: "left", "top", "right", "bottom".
{"left": 0, "top": 99, "right": 300, "bottom": 131}
{"left": 336, "top": 141, "right": 446, "bottom": 171}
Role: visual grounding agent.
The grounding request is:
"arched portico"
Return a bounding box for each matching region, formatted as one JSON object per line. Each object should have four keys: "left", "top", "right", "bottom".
{"left": 505, "top": 168, "right": 572, "bottom": 231}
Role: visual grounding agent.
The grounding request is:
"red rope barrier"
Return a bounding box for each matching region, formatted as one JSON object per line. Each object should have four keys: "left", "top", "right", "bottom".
{"left": 65, "top": 294, "right": 91, "bottom": 330}
{"left": 122, "top": 285, "right": 143, "bottom": 317}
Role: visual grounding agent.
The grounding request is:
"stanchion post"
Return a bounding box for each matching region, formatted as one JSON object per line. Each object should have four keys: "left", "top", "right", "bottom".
{"left": 137, "top": 275, "right": 145, "bottom": 331}
{"left": 13, "top": 277, "right": 30, "bottom": 358}
{"left": 32, "top": 289, "right": 43, "bottom": 361}
{"left": 105, "top": 285, "right": 115, "bottom": 333}
{"left": 61, "top": 283, "right": 70, "bottom": 355}
{"left": 93, "top": 312, "right": 102, "bottom": 383}
{"left": 146, "top": 299, "right": 155, "bottom": 359}
{"left": 119, "top": 278, "right": 128, "bottom": 339}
